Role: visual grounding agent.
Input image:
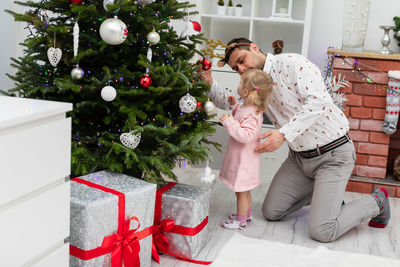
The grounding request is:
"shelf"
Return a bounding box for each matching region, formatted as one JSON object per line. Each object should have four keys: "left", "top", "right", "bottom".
{"left": 253, "top": 17, "right": 305, "bottom": 24}
{"left": 201, "top": 14, "right": 252, "bottom": 21}
{"left": 328, "top": 48, "right": 400, "bottom": 61}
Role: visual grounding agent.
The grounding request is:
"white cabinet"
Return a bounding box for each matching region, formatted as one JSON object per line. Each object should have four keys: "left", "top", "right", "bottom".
{"left": 0, "top": 96, "right": 72, "bottom": 267}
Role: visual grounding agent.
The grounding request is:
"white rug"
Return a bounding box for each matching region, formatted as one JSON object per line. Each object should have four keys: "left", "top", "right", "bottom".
{"left": 211, "top": 233, "right": 400, "bottom": 267}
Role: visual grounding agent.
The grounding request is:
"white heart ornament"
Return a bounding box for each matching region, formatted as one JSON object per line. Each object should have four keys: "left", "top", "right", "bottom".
{"left": 120, "top": 131, "right": 141, "bottom": 149}
{"left": 47, "top": 47, "right": 62, "bottom": 67}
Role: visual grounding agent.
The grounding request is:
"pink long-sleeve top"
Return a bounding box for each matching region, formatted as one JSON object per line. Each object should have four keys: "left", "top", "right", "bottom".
{"left": 219, "top": 103, "right": 263, "bottom": 192}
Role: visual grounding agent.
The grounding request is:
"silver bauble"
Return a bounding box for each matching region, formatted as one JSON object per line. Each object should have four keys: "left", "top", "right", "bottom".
{"left": 147, "top": 30, "right": 160, "bottom": 45}
{"left": 101, "top": 85, "right": 117, "bottom": 101}
{"left": 71, "top": 65, "right": 84, "bottom": 80}
{"left": 99, "top": 16, "right": 128, "bottom": 45}
{"left": 204, "top": 100, "right": 216, "bottom": 114}
{"left": 103, "top": 0, "right": 118, "bottom": 11}
{"left": 179, "top": 93, "right": 197, "bottom": 113}
{"left": 136, "top": 0, "right": 155, "bottom": 5}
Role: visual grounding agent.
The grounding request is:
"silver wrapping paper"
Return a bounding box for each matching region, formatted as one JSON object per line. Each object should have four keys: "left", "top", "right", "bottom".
{"left": 70, "top": 170, "right": 156, "bottom": 267}
{"left": 161, "top": 183, "right": 210, "bottom": 259}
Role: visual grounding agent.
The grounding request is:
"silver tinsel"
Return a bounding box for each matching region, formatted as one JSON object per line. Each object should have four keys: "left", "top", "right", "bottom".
{"left": 161, "top": 183, "right": 210, "bottom": 259}
{"left": 70, "top": 171, "right": 156, "bottom": 267}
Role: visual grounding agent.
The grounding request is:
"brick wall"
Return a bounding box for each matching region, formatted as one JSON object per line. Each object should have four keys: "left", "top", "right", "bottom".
{"left": 332, "top": 57, "right": 400, "bottom": 179}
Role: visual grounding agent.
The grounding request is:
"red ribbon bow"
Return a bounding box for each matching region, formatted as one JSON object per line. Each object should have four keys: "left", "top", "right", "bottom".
{"left": 101, "top": 216, "right": 141, "bottom": 267}
{"left": 151, "top": 219, "right": 175, "bottom": 262}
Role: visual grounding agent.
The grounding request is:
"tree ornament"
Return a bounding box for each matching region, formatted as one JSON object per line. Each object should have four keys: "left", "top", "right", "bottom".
{"left": 180, "top": 20, "right": 198, "bottom": 40}
{"left": 179, "top": 92, "right": 197, "bottom": 113}
{"left": 103, "top": 0, "right": 117, "bottom": 12}
{"left": 101, "top": 85, "right": 117, "bottom": 101}
{"left": 120, "top": 131, "right": 141, "bottom": 149}
{"left": 139, "top": 74, "right": 152, "bottom": 88}
{"left": 201, "top": 57, "right": 212, "bottom": 70}
{"left": 70, "top": 21, "right": 84, "bottom": 80}
{"left": 70, "top": 0, "right": 84, "bottom": 4}
{"left": 71, "top": 65, "right": 84, "bottom": 80}
{"left": 136, "top": 0, "right": 155, "bottom": 6}
{"left": 196, "top": 102, "right": 203, "bottom": 109}
{"left": 191, "top": 21, "right": 201, "bottom": 32}
{"left": 100, "top": 16, "right": 128, "bottom": 45}
{"left": 47, "top": 32, "right": 62, "bottom": 68}
{"left": 147, "top": 29, "right": 160, "bottom": 45}
{"left": 204, "top": 99, "right": 216, "bottom": 114}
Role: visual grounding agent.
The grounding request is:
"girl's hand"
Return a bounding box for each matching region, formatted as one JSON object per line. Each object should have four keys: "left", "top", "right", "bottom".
{"left": 228, "top": 95, "right": 237, "bottom": 105}
{"left": 219, "top": 114, "right": 231, "bottom": 123}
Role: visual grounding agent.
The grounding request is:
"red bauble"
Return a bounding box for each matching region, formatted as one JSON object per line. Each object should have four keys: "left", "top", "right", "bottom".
{"left": 202, "top": 57, "right": 212, "bottom": 70}
{"left": 196, "top": 102, "right": 203, "bottom": 109}
{"left": 139, "top": 74, "right": 152, "bottom": 88}
{"left": 69, "top": 0, "right": 84, "bottom": 4}
{"left": 191, "top": 21, "right": 201, "bottom": 32}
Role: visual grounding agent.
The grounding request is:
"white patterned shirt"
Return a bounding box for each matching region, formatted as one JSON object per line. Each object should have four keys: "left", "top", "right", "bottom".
{"left": 209, "top": 53, "right": 349, "bottom": 151}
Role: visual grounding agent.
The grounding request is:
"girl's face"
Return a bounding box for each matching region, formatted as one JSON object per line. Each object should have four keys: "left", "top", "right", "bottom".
{"left": 237, "top": 79, "right": 249, "bottom": 100}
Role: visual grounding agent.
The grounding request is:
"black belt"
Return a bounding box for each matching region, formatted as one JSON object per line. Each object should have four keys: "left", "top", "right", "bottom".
{"left": 297, "top": 134, "right": 351, "bottom": 159}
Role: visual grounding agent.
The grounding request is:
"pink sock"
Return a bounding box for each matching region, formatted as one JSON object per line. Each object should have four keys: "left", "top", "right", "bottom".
{"left": 236, "top": 215, "right": 247, "bottom": 223}
{"left": 247, "top": 209, "right": 252, "bottom": 217}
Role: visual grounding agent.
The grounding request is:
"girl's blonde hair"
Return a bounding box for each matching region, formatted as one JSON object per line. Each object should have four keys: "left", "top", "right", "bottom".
{"left": 241, "top": 69, "right": 274, "bottom": 113}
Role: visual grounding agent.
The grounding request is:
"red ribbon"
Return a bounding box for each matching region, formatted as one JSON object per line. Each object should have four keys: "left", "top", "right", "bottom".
{"left": 151, "top": 182, "right": 212, "bottom": 265}
{"left": 70, "top": 178, "right": 152, "bottom": 267}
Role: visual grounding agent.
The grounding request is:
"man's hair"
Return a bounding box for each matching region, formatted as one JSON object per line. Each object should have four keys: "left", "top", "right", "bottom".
{"left": 218, "top": 37, "right": 264, "bottom": 67}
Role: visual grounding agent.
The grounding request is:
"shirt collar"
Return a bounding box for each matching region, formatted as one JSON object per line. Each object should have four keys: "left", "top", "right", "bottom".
{"left": 263, "top": 53, "right": 274, "bottom": 75}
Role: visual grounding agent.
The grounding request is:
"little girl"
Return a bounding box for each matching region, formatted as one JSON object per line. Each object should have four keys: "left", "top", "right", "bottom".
{"left": 219, "top": 69, "right": 274, "bottom": 230}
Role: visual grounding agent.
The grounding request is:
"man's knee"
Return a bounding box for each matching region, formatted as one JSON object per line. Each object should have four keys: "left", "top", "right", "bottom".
{"left": 308, "top": 221, "right": 337, "bottom": 243}
{"left": 262, "top": 202, "right": 286, "bottom": 221}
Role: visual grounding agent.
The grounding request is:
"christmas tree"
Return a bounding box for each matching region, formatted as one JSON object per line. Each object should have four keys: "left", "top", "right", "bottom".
{"left": 4, "top": 0, "right": 217, "bottom": 185}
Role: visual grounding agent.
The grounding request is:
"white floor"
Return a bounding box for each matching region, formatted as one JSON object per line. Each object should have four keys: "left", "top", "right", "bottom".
{"left": 153, "top": 166, "right": 400, "bottom": 266}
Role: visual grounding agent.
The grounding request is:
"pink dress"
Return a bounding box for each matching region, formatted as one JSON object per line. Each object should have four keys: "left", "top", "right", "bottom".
{"left": 219, "top": 103, "right": 263, "bottom": 192}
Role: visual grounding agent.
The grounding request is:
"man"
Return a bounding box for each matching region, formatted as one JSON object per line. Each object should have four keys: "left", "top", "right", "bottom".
{"left": 199, "top": 37, "right": 390, "bottom": 242}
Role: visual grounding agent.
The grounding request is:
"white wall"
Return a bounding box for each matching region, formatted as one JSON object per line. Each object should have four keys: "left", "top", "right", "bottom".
{"left": 1, "top": 0, "right": 400, "bottom": 92}
{"left": 308, "top": 0, "right": 400, "bottom": 69}
{"left": 0, "top": 1, "right": 27, "bottom": 93}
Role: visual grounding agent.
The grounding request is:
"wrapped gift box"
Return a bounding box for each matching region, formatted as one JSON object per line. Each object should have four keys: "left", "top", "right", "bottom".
{"left": 160, "top": 183, "right": 210, "bottom": 259}
{"left": 70, "top": 170, "right": 156, "bottom": 267}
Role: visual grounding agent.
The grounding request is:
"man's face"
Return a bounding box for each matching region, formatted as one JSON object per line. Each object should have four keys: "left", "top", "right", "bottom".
{"left": 227, "top": 44, "right": 264, "bottom": 75}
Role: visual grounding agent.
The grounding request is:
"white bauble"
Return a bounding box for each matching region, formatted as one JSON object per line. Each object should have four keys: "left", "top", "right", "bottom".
{"left": 147, "top": 30, "right": 160, "bottom": 45}
{"left": 71, "top": 65, "right": 84, "bottom": 80}
{"left": 101, "top": 85, "right": 117, "bottom": 101}
{"left": 99, "top": 16, "right": 128, "bottom": 45}
{"left": 179, "top": 93, "right": 197, "bottom": 113}
{"left": 204, "top": 100, "right": 216, "bottom": 114}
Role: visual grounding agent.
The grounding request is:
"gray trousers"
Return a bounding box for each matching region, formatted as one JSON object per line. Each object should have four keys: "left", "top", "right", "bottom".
{"left": 262, "top": 141, "right": 380, "bottom": 242}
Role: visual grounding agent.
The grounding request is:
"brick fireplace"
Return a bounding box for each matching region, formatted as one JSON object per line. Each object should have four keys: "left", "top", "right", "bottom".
{"left": 328, "top": 48, "right": 400, "bottom": 197}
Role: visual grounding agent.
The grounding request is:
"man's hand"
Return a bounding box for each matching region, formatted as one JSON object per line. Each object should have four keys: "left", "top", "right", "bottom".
{"left": 255, "top": 130, "right": 285, "bottom": 153}
{"left": 197, "top": 60, "right": 213, "bottom": 86}
{"left": 228, "top": 95, "right": 237, "bottom": 105}
{"left": 219, "top": 114, "right": 231, "bottom": 124}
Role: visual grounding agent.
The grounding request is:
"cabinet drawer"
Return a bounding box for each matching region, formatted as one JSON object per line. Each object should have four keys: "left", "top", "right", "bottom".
{"left": 0, "top": 116, "right": 71, "bottom": 206}
{"left": 32, "top": 243, "right": 69, "bottom": 267}
{"left": 0, "top": 182, "right": 70, "bottom": 267}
